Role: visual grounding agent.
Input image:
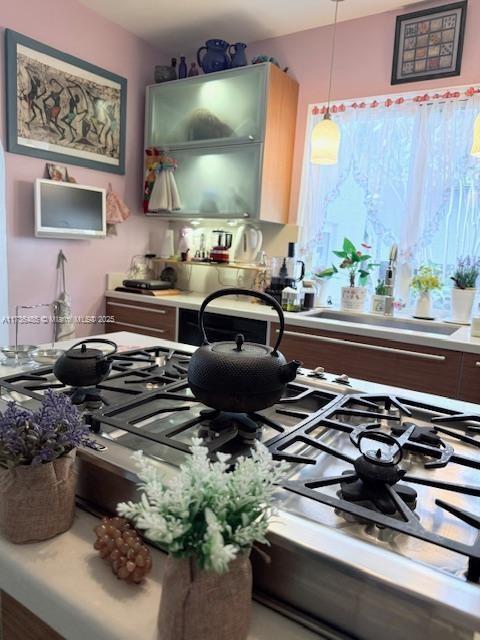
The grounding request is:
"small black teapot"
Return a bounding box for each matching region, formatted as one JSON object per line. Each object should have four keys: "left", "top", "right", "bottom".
{"left": 188, "top": 288, "right": 301, "bottom": 413}
{"left": 53, "top": 339, "right": 118, "bottom": 388}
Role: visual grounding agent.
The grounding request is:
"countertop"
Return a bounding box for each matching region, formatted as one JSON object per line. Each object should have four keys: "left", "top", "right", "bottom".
{"left": 0, "top": 509, "right": 319, "bottom": 640}
{"left": 106, "top": 289, "right": 480, "bottom": 355}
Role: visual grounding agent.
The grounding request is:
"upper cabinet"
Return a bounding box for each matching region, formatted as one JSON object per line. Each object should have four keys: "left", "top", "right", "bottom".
{"left": 144, "top": 63, "right": 299, "bottom": 223}
{"left": 146, "top": 64, "right": 266, "bottom": 149}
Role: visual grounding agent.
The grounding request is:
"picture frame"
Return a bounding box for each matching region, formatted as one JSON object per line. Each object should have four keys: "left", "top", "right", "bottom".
{"left": 391, "top": 1, "right": 468, "bottom": 85}
{"left": 5, "top": 29, "right": 127, "bottom": 174}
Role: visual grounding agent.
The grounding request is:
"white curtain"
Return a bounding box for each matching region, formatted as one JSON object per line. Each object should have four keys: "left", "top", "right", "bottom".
{"left": 298, "top": 92, "right": 480, "bottom": 305}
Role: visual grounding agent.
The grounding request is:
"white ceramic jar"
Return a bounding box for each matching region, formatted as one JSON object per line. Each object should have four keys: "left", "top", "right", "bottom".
{"left": 341, "top": 287, "right": 366, "bottom": 312}
{"left": 451, "top": 287, "right": 476, "bottom": 325}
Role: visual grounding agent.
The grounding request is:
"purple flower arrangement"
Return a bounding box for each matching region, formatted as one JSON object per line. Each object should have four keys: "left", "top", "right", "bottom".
{"left": 0, "top": 390, "right": 92, "bottom": 468}
{"left": 451, "top": 256, "right": 480, "bottom": 290}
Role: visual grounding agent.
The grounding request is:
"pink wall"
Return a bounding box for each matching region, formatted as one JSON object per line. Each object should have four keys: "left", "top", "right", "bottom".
{"left": 248, "top": 0, "right": 480, "bottom": 224}
{"left": 0, "top": 0, "right": 167, "bottom": 344}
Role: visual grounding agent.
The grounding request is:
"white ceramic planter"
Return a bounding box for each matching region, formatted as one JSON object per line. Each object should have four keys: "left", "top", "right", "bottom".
{"left": 414, "top": 291, "right": 432, "bottom": 319}
{"left": 451, "top": 287, "right": 476, "bottom": 324}
{"left": 371, "top": 295, "right": 387, "bottom": 315}
{"left": 341, "top": 287, "right": 366, "bottom": 312}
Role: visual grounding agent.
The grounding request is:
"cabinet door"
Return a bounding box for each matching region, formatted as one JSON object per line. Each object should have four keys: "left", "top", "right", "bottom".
{"left": 458, "top": 353, "right": 480, "bottom": 403}
{"left": 159, "top": 144, "right": 262, "bottom": 218}
{"left": 145, "top": 65, "right": 267, "bottom": 149}
{"left": 271, "top": 324, "right": 462, "bottom": 398}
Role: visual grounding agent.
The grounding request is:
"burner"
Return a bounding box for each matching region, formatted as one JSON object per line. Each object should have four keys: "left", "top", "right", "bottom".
{"left": 391, "top": 421, "right": 443, "bottom": 447}
{"left": 67, "top": 386, "right": 104, "bottom": 409}
{"left": 198, "top": 410, "right": 262, "bottom": 444}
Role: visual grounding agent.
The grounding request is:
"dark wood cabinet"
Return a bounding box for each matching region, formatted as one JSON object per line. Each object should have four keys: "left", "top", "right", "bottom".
{"left": 271, "top": 323, "right": 463, "bottom": 399}
{"left": 105, "top": 298, "right": 176, "bottom": 341}
{"left": 458, "top": 353, "right": 480, "bottom": 403}
{"left": 1, "top": 591, "right": 63, "bottom": 640}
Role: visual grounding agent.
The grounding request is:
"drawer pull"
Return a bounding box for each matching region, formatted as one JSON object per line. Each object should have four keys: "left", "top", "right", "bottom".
{"left": 112, "top": 321, "right": 165, "bottom": 334}
{"left": 107, "top": 301, "right": 167, "bottom": 315}
{"left": 475, "top": 362, "right": 480, "bottom": 368}
{"left": 276, "top": 329, "right": 446, "bottom": 362}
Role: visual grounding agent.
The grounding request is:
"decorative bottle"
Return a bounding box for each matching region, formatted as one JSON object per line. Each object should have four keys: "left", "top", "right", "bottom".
{"left": 178, "top": 56, "right": 187, "bottom": 79}
{"left": 170, "top": 57, "right": 177, "bottom": 80}
{"left": 188, "top": 62, "right": 199, "bottom": 77}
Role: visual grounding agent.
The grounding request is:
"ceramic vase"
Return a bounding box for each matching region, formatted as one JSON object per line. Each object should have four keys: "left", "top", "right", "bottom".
{"left": 341, "top": 287, "right": 366, "bottom": 312}
{"left": 450, "top": 287, "right": 476, "bottom": 324}
{"left": 197, "top": 39, "right": 231, "bottom": 73}
{"left": 158, "top": 554, "right": 252, "bottom": 640}
{"left": 371, "top": 294, "right": 388, "bottom": 315}
{"left": 414, "top": 291, "right": 432, "bottom": 319}
{"left": 0, "top": 451, "right": 76, "bottom": 544}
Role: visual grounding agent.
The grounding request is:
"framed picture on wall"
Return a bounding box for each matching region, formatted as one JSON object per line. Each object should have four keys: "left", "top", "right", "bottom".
{"left": 5, "top": 29, "right": 127, "bottom": 174}
{"left": 391, "top": 1, "right": 468, "bottom": 85}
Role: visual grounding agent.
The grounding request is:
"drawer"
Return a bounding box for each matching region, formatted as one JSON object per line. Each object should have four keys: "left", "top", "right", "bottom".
{"left": 106, "top": 299, "right": 176, "bottom": 340}
{"left": 458, "top": 353, "right": 480, "bottom": 403}
{"left": 106, "top": 321, "right": 175, "bottom": 341}
{"left": 271, "top": 323, "right": 462, "bottom": 398}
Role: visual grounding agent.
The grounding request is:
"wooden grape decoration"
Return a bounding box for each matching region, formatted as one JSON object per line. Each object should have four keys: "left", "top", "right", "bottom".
{"left": 94, "top": 516, "right": 152, "bottom": 584}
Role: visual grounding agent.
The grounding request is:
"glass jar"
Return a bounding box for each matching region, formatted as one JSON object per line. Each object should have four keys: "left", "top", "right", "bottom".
{"left": 282, "top": 286, "right": 301, "bottom": 312}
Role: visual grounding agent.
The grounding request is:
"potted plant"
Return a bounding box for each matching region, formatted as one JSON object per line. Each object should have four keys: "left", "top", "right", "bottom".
{"left": 450, "top": 256, "right": 480, "bottom": 324}
{"left": 118, "top": 439, "right": 287, "bottom": 640}
{"left": 0, "top": 390, "right": 92, "bottom": 544}
{"left": 316, "top": 238, "right": 376, "bottom": 311}
{"left": 371, "top": 279, "right": 388, "bottom": 314}
{"left": 410, "top": 266, "right": 441, "bottom": 319}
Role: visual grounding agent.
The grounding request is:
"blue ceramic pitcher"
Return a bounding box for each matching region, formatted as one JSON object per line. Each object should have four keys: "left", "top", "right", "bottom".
{"left": 197, "top": 39, "right": 231, "bottom": 73}
{"left": 229, "top": 43, "right": 248, "bottom": 67}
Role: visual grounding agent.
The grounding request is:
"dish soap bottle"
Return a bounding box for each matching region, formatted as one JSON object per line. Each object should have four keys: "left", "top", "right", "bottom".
{"left": 471, "top": 304, "right": 480, "bottom": 337}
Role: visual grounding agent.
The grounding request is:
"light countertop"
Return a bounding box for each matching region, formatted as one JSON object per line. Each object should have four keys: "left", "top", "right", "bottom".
{"left": 0, "top": 509, "right": 319, "bottom": 640}
{"left": 106, "top": 289, "right": 480, "bottom": 355}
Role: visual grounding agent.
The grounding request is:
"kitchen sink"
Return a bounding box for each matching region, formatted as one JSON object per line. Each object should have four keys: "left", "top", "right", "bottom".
{"left": 304, "top": 310, "right": 460, "bottom": 335}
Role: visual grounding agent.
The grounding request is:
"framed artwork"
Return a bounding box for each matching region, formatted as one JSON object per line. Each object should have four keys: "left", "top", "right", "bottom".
{"left": 391, "top": 1, "right": 468, "bottom": 85}
{"left": 5, "top": 29, "right": 127, "bottom": 174}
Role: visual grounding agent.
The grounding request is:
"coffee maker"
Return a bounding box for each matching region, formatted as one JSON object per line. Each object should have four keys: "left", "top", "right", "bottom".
{"left": 265, "top": 242, "right": 305, "bottom": 303}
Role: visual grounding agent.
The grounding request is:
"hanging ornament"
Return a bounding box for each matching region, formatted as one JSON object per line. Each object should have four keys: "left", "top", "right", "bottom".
{"left": 311, "top": 0, "right": 343, "bottom": 165}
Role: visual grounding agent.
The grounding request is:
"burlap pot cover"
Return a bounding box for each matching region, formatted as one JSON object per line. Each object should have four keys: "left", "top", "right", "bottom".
{"left": 0, "top": 450, "right": 76, "bottom": 544}
{"left": 158, "top": 553, "right": 252, "bottom": 640}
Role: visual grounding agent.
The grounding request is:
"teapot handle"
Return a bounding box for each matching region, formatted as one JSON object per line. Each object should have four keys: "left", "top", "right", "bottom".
{"left": 198, "top": 288, "right": 285, "bottom": 355}
{"left": 197, "top": 46, "right": 207, "bottom": 68}
{"left": 66, "top": 338, "right": 118, "bottom": 357}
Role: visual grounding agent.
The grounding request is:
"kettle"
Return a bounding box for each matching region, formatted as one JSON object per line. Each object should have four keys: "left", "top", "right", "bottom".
{"left": 53, "top": 339, "right": 118, "bottom": 388}
{"left": 233, "top": 224, "right": 263, "bottom": 264}
{"left": 187, "top": 288, "right": 301, "bottom": 413}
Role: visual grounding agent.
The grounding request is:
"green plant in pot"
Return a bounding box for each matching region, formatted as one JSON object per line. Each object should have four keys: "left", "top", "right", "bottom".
{"left": 316, "top": 238, "right": 376, "bottom": 311}
{"left": 410, "top": 265, "right": 441, "bottom": 319}
{"left": 118, "top": 440, "right": 287, "bottom": 640}
{"left": 450, "top": 256, "right": 480, "bottom": 324}
{"left": 0, "top": 390, "right": 93, "bottom": 543}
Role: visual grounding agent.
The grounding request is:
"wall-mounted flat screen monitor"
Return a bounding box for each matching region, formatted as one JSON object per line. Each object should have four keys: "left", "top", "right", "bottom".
{"left": 34, "top": 179, "right": 106, "bottom": 239}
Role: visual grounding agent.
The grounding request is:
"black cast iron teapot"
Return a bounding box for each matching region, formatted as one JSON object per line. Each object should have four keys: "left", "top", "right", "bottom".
{"left": 53, "top": 339, "right": 118, "bottom": 388}
{"left": 188, "top": 288, "right": 301, "bottom": 413}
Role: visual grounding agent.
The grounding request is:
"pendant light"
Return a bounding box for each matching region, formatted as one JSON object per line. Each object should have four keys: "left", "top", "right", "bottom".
{"left": 311, "top": 0, "right": 343, "bottom": 165}
{"left": 471, "top": 113, "right": 480, "bottom": 157}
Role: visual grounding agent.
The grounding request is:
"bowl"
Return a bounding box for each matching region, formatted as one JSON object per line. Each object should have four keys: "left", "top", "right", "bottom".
{"left": 0, "top": 345, "right": 37, "bottom": 360}
{"left": 32, "top": 348, "right": 65, "bottom": 365}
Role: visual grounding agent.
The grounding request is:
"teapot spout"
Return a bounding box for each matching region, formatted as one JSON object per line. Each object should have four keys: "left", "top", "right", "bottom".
{"left": 279, "top": 360, "right": 302, "bottom": 383}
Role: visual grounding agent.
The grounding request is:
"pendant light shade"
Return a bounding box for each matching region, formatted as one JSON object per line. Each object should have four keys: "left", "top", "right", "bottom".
{"left": 471, "top": 113, "right": 480, "bottom": 157}
{"left": 311, "top": 115, "right": 341, "bottom": 164}
{"left": 310, "top": 0, "right": 343, "bottom": 165}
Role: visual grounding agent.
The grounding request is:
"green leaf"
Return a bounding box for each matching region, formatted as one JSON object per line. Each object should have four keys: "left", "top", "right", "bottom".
{"left": 333, "top": 250, "right": 347, "bottom": 258}
{"left": 343, "top": 238, "right": 356, "bottom": 256}
{"left": 316, "top": 267, "right": 335, "bottom": 279}
{"left": 358, "top": 254, "right": 371, "bottom": 262}
{"left": 350, "top": 252, "right": 361, "bottom": 263}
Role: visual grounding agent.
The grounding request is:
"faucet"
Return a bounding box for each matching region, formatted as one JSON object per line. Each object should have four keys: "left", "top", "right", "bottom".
{"left": 384, "top": 244, "right": 398, "bottom": 316}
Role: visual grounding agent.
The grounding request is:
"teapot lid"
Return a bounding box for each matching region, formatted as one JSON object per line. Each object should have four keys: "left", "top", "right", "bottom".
{"left": 210, "top": 334, "right": 271, "bottom": 357}
{"left": 68, "top": 343, "right": 103, "bottom": 360}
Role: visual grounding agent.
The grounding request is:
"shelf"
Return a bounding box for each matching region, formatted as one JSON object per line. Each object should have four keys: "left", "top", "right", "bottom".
{"left": 153, "top": 258, "right": 263, "bottom": 272}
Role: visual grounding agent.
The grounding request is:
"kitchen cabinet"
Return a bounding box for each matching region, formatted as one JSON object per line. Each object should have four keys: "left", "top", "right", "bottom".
{"left": 144, "top": 63, "right": 298, "bottom": 223}
{"left": 270, "top": 323, "right": 463, "bottom": 399}
{"left": 1, "top": 591, "right": 62, "bottom": 639}
{"left": 178, "top": 307, "right": 267, "bottom": 346}
{"left": 458, "top": 353, "right": 480, "bottom": 403}
{"left": 105, "top": 299, "right": 176, "bottom": 341}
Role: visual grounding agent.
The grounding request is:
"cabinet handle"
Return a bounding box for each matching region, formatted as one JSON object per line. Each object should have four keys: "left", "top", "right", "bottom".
{"left": 107, "top": 301, "right": 167, "bottom": 314}
{"left": 112, "top": 321, "right": 165, "bottom": 334}
{"left": 276, "top": 329, "right": 446, "bottom": 362}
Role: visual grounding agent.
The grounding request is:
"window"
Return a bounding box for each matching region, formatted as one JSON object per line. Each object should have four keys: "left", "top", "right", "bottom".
{"left": 298, "top": 89, "right": 480, "bottom": 309}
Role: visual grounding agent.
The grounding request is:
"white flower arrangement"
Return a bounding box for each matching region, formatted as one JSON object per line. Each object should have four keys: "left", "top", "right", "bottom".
{"left": 117, "top": 438, "right": 287, "bottom": 574}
